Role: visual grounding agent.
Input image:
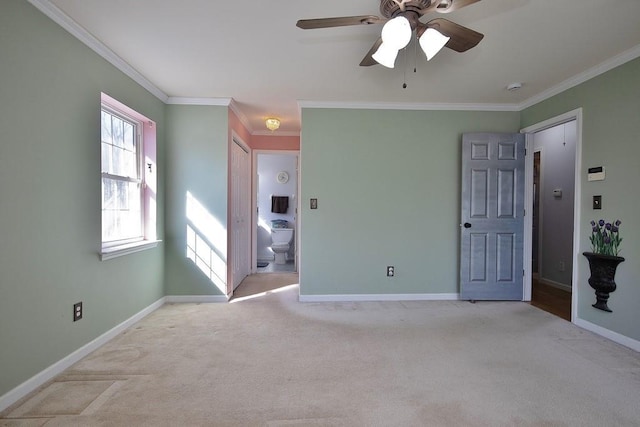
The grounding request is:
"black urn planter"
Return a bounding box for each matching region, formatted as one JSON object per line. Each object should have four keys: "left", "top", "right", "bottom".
{"left": 582, "top": 252, "right": 625, "bottom": 312}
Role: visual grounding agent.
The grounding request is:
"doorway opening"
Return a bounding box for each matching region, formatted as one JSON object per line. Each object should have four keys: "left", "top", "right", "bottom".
{"left": 530, "top": 148, "right": 571, "bottom": 320}
{"left": 252, "top": 150, "right": 299, "bottom": 274}
{"left": 523, "top": 109, "right": 582, "bottom": 322}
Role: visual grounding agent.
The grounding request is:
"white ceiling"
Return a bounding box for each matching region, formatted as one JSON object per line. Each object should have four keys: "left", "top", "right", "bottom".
{"left": 45, "top": 0, "right": 640, "bottom": 134}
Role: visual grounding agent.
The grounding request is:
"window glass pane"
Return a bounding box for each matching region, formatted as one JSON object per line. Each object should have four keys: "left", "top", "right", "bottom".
{"left": 101, "top": 110, "right": 138, "bottom": 178}
{"left": 108, "top": 144, "right": 137, "bottom": 177}
{"left": 124, "top": 122, "right": 135, "bottom": 152}
{"left": 112, "top": 116, "right": 124, "bottom": 148}
{"left": 124, "top": 145, "right": 137, "bottom": 177}
{"left": 101, "top": 111, "right": 112, "bottom": 145}
{"left": 101, "top": 142, "right": 112, "bottom": 174}
{"left": 112, "top": 144, "right": 123, "bottom": 176}
{"left": 102, "top": 177, "right": 142, "bottom": 242}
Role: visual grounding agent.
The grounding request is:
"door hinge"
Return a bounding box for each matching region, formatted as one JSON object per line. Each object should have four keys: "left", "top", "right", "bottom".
{"left": 523, "top": 269, "right": 525, "bottom": 277}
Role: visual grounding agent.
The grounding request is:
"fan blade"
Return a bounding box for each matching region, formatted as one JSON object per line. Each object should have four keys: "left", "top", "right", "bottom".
{"left": 435, "top": 0, "right": 481, "bottom": 14}
{"left": 360, "top": 38, "right": 383, "bottom": 66}
{"left": 296, "top": 15, "right": 385, "bottom": 30}
{"left": 426, "top": 18, "right": 483, "bottom": 52}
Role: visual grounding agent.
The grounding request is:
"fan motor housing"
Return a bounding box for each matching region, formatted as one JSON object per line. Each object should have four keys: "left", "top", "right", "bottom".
{"left": 380, "top": 0, "right": 433, "bottom": 18}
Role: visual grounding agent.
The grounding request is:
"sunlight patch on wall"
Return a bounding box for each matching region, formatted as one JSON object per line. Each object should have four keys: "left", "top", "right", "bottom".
{"left": 185, "top": 191, "right": 227, "bottom": 293}
{"left": 258, "top": 217, "right": 274, "bottom": 241}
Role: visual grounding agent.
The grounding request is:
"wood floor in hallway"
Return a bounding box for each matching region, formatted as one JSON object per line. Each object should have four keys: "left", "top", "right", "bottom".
{"left": 530, "top": 279, "right": 571, "bottom": 321}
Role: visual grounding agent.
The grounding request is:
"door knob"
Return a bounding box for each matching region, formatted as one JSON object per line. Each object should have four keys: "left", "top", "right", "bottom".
{"left": 463, "top": 222, "right": 472, "bottom": 228}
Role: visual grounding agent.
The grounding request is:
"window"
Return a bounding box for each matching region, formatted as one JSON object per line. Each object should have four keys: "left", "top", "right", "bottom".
{"left": 101, "top": 107, "right": 142, "bottom": 242}
{"left": 100, "top": 93, "right": 158, "bottom": 260}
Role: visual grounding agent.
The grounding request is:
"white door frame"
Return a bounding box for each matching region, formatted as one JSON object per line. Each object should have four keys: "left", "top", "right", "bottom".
{"left": 251, "top": 149, "right": 300, "bottom": 274}
{"left": 521, "top": 108, "right": 583, "bottom": 323}
{"left": 532, "top": 146, "right": 544, "bottom": 285}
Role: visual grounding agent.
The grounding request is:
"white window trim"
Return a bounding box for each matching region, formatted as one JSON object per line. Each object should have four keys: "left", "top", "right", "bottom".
{"left": 100, "top": 93, "right": 159, "bottom": 260}
{"left": 100, "top": 239, "right": 161, "bottom": 261}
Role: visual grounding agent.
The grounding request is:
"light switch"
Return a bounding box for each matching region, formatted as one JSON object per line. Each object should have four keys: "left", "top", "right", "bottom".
{"left": 310, "top": 198, "right": 318, "bottom": 209}
{"left": 593, "top": 195, "right": 602, "bottom": 210}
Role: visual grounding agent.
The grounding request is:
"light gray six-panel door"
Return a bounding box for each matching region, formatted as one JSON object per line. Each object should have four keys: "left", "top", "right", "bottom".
{"left": 460, "top": 133, "right": 525, "bottom": 300}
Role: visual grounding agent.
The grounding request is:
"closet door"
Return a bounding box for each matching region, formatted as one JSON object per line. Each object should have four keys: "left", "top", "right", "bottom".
{"left": 230, "top": 137, "right": 251, "bottom": 293}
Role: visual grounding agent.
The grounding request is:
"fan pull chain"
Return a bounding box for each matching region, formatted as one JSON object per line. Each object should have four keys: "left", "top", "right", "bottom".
{"left": 402, "top": 37, "right": 420, "bottom": 89}
{"left": 414, "top": 34, "right": 418, "bottom": 73}
{"left": 403, "top": 47, "right": 408, "bottom": 89}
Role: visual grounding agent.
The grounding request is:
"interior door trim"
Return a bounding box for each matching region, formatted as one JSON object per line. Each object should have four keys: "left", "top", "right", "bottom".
{"left": 521, "top": 108, "right": 583, "bottom": 323}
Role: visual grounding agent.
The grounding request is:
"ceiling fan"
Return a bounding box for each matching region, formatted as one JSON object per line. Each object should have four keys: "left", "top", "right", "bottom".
{"left": 296, "top": 0, "right": 484, "bottom": 68}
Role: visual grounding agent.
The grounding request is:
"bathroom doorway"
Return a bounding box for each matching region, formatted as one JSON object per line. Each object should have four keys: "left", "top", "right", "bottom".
{"left": 252, "top": 150, "right": 299, "bottom": 274}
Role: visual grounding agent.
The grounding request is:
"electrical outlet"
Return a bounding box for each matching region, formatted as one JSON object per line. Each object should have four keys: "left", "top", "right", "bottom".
{"left": 387, "top": 266, "right": 395, "bottom": 277}
{"left": 559, "top": 261, "right": 565, "bottom": 272}
{"left": 73, "top": 302, "right": 83, "bottom": 322}
{"left": 310, "top": 198, "right": 318, "bottom": 209}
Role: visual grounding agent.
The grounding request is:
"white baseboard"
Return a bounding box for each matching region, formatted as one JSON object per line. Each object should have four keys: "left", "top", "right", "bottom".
{"left": 574, "top": 318, "right": 640, "bottom": 352}
{"left": 299, "top": 293, "right": 460, "bottom": 303}
{"left": 164, "top": 295, "right": 228, "bottom": 303}
{"left": 538, "top": 277, "right": 572, "bottom": 292}
{"left": 0, "top": 297, "right": 165, "bottom": 413}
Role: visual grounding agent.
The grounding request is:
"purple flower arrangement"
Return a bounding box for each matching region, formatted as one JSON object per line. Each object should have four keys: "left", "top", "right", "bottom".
{"left": 589, "top": 219, "right": 623, "bottom": 256}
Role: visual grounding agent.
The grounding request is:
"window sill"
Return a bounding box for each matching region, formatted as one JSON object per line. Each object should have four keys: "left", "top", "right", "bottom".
{"left": 100, "top": 240, "right": 161, "bottom": 261}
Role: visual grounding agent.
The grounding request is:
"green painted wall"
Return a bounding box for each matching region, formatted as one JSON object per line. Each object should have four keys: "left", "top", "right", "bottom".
{"left": 299, "top": 109, "right": 520, "bottom": 296}
{"left": 164, "top": 105, "right": 229, "bottom": 296}
{"left": 2, "top": 0, "right": 638, "bottom": 404}
{"left": 521, "top": 58, "right": 640, "bottom": 341}
{"left": 0, "top": 0, "right": 165, "bottom": 396}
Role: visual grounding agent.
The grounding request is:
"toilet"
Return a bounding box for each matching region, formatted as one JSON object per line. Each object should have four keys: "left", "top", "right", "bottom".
{"left": 270, "top": 227, "right": 294, "bottom": 264}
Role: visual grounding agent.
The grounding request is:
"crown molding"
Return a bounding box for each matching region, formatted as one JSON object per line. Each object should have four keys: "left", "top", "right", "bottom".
{"left": 27, "top": 0, "right": 169, "bottom": 103}
{"left": 252, "top": 130, "right": 301, "bottom": 137}
{"left": 166, "top": 97, "right": 232, "bottom": 106}
{"left": 518, "top": 44, "right": 640, "bottom": 110}
{"left": 297, "top": 100, "right": 520, "bottom": 112}
{"left": 229, "top": 99, "right": 254, "bottom": 134}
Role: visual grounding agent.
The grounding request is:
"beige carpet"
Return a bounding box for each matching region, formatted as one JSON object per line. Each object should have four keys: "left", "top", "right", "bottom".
{"left": 2, "top": 273, "right": 639, "bottom": 426}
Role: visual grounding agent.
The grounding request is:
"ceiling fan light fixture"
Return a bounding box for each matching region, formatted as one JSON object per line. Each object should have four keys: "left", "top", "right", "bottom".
{"left": 372, "top": 42, "right": 399, "bottom": 68}
{"left": 265, "top": 118, "right": 280, "bottom": 131}
{"left": 381, "top": 16, "right": 412, "bottom": 50}
{"left": 419, "top": 27, "right": 450, "bottom": 61}
{"left": 372, "top": 16, "right": 411, "bottom": 68}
